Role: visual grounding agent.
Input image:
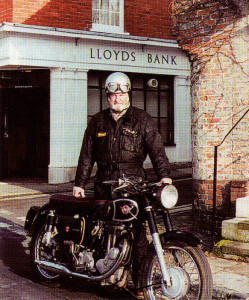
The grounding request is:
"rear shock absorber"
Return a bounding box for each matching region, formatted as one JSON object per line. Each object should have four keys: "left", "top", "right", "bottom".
{"left": 44, "top": 210, "right": 55, "bottom": 246}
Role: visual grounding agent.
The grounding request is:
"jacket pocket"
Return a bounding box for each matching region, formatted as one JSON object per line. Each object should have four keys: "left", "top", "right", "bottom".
{"left": 95, "top": 132, "right": 109, "bottom": 151}
{"left": 121, "top": 127, "right": 138, "bottom": 152}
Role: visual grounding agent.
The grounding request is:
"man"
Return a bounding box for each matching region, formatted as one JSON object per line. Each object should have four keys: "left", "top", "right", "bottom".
{"left": 73, "top": 71, "right": 171, "bottom": 292}
{"left": 73, "top": 72, "right": 171, "bottom": 197}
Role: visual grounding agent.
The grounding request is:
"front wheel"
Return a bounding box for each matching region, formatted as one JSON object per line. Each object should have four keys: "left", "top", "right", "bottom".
{"left": 31, "top": 224, "right": 61, "bottom": 282}
{"left": 141, "top": 241, "right": 213, "bottom": 300}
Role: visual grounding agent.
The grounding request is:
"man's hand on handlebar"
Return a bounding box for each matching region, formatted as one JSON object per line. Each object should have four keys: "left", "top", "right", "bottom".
{"left": 73, "top": 178, "right": 172, "bottom": 198}
{"left": 73, "top": 186, "right": 85, "bottom": 198}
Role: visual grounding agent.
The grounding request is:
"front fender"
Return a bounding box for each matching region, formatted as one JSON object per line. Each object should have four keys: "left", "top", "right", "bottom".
{"left": 160, "top": 230, "right": 201, "bottom": 247}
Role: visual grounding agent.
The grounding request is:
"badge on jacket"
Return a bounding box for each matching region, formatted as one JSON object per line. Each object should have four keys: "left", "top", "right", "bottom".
{"left": 98, "top": 132, "right": 107, "bottom": 137}
{"left": 123, "top": 128, "right": 136, "bottom": 135}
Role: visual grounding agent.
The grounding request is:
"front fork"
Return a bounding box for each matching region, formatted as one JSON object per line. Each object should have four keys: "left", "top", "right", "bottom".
{"left": 44, "top": 210, "right": 56, "bottom": 246}
{"left": 143, "top": 197, "right": 172, "bottom": 287}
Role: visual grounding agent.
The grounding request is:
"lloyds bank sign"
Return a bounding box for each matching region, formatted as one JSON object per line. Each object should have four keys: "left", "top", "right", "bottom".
{"left": 90, "top": 48, "right": 177, "bottom": 66}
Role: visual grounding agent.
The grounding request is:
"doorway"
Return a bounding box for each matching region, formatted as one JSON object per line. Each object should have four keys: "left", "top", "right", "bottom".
{"left": 0, "top": 70, "right": 50, "bottom": 180}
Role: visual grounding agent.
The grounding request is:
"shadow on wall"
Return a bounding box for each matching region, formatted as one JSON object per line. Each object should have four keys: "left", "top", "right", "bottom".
{"left": 16, "top": 0, "right": 92, "bottom": 31}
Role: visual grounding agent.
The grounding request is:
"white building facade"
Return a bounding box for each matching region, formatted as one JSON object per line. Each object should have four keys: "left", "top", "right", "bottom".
{"left": 0, "top": 23, "right": 191, "bottom": 183}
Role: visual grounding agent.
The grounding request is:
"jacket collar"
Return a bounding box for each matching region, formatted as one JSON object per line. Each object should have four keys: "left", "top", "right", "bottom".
{"left": 121, "top": 106, "right": 133, "bottom": 124}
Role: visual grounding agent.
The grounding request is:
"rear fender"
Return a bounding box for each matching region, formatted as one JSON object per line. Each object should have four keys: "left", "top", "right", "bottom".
{"left": 160, "top": 230, "right": 201, "bottom": 247}
{"left": 24, "top": 204, "right": 50, "bottom": 235}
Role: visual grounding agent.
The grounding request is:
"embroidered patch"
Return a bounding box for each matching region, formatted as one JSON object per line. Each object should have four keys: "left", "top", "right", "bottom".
{"left": 124, "top": 128, "right": 136, "bottom": 135}
{"left": 97, "top": 132, "right": 107, "bottom": 137}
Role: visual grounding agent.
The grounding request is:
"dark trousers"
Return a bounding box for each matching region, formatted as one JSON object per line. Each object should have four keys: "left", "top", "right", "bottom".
{"left": 131, "top": 222, "right": 149, "bottom": 287}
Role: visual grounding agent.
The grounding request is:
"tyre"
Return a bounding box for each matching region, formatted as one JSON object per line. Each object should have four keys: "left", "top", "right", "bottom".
{"left": 141, "top": 240, "right": 213, "bottom": 300}
{"left": 31, "top": 224, "right": 61, "bottom": 282}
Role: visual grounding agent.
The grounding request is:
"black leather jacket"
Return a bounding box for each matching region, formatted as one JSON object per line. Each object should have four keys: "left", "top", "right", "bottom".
{"left": 75, "top": 106, "right": 170, "bottom": 188}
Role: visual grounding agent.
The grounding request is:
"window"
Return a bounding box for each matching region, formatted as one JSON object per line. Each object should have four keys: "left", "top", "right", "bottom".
{"left": 88, "top": 71, "right": 175, "bottom": 145}
{"left": 130, "top": 74, "right": 174, "bottom": 146}
{"left": 92, "top": 0, "right": 124, "bottom": 33}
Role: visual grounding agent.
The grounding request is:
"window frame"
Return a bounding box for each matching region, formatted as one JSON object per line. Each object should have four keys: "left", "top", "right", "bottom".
{"left": 129, "top": 74, "right": 175, "bottom": 146}
{"left": 91, "top": 0, "right": 124, "bottom": 34}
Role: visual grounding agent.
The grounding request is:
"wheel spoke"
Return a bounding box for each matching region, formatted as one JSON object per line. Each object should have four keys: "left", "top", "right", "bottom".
{"left": 33, "top": 226, "right": 60, "bottom": 280}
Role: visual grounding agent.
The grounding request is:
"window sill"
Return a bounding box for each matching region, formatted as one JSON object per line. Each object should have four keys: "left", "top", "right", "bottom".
{"left": 91, "top": 24, "right": 129, "bottom": 35}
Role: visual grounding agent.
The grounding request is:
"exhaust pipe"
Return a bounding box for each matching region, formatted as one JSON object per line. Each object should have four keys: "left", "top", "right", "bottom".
{"left": 35, "top": 260, "right": 99, "bottom": 280}
{"left": 35, "top": 240, "right": 128, "bottom": 281}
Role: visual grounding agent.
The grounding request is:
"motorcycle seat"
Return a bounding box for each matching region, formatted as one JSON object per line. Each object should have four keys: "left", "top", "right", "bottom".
{"left": 48, "top": 194, "right": 108, "bottom": 214}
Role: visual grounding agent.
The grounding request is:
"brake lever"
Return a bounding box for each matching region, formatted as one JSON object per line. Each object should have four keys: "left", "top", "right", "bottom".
{"left": 113, "top": 182, "right": 129, "bottom": 192}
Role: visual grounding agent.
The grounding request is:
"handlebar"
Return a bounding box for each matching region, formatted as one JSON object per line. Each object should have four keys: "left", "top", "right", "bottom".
{"left": 102, "top": 177, "right": 162, "bottom": 194}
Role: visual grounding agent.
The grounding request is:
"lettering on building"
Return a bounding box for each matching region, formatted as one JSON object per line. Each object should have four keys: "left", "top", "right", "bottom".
{"left": 90, "top": 48, "right": 136, "bottom": 62}
{"left": 90, "top": 48, "right": 177, "bottom": 65}
{"left": 148, "top": 54, "right": 177, "bottom": 65}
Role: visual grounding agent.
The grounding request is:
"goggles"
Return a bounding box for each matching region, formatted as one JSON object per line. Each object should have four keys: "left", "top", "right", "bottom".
{"left": 105, "top": 83, "right": 130, "bottom": 94}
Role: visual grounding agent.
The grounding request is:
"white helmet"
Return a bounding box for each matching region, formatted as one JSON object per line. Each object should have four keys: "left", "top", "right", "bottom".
{"left": 105, "top": 72, "right": 131, "bottom": 94}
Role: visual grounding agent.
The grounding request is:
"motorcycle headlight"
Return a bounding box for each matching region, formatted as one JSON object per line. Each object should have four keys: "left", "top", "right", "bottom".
{"left": 156, "top": 184, "right": 178, "bottom": 209}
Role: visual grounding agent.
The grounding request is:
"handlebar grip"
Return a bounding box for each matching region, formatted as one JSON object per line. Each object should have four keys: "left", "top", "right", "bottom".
{"left": 102, "top": 180, "right": 118, "bottom": 185}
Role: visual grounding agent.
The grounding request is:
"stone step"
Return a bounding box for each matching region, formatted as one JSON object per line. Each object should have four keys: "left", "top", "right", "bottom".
{"left": 222, "top": 218, "right": 249, "bottom": 242}
{"left": 238, "top": 220, "right": 249, "bottom": 230}
{"left": 218, "top": 240, "right": 249, "bottom": 262}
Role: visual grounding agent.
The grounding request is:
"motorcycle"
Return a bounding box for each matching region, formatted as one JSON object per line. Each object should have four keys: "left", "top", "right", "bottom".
{"left": 24, "top": 177, "right": 213, "bottom": 299}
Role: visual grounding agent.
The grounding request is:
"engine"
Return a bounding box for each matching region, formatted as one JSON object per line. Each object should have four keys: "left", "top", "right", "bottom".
{"left": 96, "top": 247, "right": 120, "bottom": 273}
{"left": 52, "top": 216, "right": 131, "bottom": 286}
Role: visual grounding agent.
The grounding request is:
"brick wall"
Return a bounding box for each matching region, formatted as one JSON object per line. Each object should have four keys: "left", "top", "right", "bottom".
{"left": 193, "top": 179, "right": 248, "bottom": 234}
{"left": 172, "top": 0, "right": 249, "bottom": 234}
{"left": 12, "top": 0, "right": 92, "bottom": 31}
{"left": 0, "top": 0, "right": 13, "bottom": 23}
{"left": 125, "top": 0, "right": 173, "bottom": 39}
{"left": 0, "top": 0, "right": 174, "bottom": 40}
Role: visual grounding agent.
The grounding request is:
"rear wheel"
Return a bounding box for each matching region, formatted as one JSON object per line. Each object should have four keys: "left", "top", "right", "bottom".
{"left": 31, "top": 224, "right": 61, "bottom": 282}
{"left": 141, "top": 241, "right": 213, "bottom": 299}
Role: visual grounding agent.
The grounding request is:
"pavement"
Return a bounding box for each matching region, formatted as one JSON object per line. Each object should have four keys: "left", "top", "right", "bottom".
{"left": 0, "top": 167, "right": 248, "bottom": 299}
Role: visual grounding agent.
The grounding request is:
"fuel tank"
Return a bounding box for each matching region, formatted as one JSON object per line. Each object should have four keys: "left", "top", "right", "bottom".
{"left": 94, "top": 198, "right": 139, "bottom": 222}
